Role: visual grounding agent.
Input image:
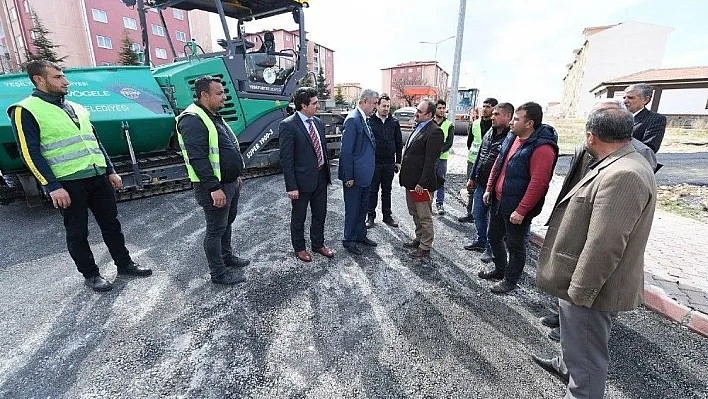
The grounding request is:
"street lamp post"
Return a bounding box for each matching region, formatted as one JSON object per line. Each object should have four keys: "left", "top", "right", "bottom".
{"left": 420, "top": 35, "right": 455, "bottom": 100}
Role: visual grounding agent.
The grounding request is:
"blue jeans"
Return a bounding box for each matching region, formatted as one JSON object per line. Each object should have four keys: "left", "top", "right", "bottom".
{"left": 472, "top": 185, "right": 491, "bottom": 250}
{"left": 435, "top": 159, "right": 447, "bottom": 205}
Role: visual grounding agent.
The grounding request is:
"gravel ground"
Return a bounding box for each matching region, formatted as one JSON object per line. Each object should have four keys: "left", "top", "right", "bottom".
{"left": 0, "top": 165, "right": 706, "bottom": 398}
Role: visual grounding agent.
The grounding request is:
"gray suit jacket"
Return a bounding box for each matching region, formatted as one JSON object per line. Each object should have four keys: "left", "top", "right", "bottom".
{"left": 536, "top": 143, "right": 657, "bottom": 312}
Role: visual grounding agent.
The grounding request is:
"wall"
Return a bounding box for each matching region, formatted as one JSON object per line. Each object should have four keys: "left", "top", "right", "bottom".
{"left": 576, "top": 21, "right": 672, "bottom": 117}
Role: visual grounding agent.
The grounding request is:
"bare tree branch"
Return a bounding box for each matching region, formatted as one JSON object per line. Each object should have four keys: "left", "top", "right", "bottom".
{"left": 391, "top": 76, "right": 429, "bottom": 107}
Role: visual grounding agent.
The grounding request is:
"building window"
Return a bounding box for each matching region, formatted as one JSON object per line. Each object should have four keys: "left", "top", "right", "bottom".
{"left": 152, "top": 24, "right": 165, "bottom": 37}
{"left": 408, "top": 68, "right": 413, "bottom": 73}
{"left": 131, "top": 43, "right": 140, "bottom": 53}
{"left": 149, "top": 7, "right": 158, "bottom": 13}
{"left": 96, "top": 35, "right": 113, "bottom": 49}
{"left": 92, "top": 9, "right": 108, "bottom": 23}
{"left": 123, "top": 17, "right": 137, "bottom": 30}
{"left": 155, "top": 48, "right": 167, "bottom": 59}
{"left": 23, "top": 1, "right": 29, "bottom": 13}
{"left": 15, "top": 34, "right": 24, "bottom": 49}
{"left": 178, "top": 52, "right": 186, "bottom": 58}
{"left": 285, "top": 34, "right": 290, "bottom": 42}
{"left": 173, "top": 9, "right": 184, "bottom": 20}
{"left": 175, "top": 31, "right": 187, "bottom": 42}
{"left": 393, "top": 70, "right": 396, "bottom": 75}
{"left": 417, "top": 67, "right": 421, "bottom": 72}
{"left": 9, "top": 8, "right": 17, "bottom": 21}
{"left": 101, "top": 62, "right": 112, "bottom": 66}
{"left": 314, "top": 65, "right": 319, "bottom": 73}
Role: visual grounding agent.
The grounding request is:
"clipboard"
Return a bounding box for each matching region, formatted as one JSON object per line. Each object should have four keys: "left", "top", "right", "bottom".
{"left": 409, "top": 189, "right": 431, "bottom": 202}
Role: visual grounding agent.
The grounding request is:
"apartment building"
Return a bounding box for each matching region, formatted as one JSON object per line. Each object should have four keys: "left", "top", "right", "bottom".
{"left": 560, "top": 21, "right": 673, "bottom": 118}
{"left": 381, "top": 61, "right": 449, "bottom": 108}
{"left": 0, "top": 0, "right": 212, "bottom": 72}
{"left": 334, "top": 82, "right": 361, "bottom": 104}
{"left": 244, "top": 28, "right": 334, "bottom": 95}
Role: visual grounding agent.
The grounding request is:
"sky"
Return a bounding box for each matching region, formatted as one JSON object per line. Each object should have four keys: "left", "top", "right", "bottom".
{"left": 209, "top": 0, "right": 708, "bottom": 107}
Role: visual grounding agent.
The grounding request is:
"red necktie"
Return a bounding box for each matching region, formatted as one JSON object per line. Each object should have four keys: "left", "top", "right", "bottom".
{"left": 308, "top": 119, "right": 324, "bottom": 167}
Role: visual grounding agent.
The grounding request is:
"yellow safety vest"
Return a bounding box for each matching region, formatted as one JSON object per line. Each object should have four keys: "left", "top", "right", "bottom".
{"left": 468, "top": 119, "right": 483, "bottom": 163}
{"left": 176, "top": 103, "right": 240, "bottom": 182}
{"left": 439, "top": 119, "right": 452, "bottom": 160}
{"left": 12, "top": 96, "right": 105, "bottom": 179}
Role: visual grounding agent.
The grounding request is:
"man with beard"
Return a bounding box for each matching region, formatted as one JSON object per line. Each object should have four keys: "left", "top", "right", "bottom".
{"left": 8, "top": 60, "right": 152, "bottom": 292}
{"left": 177, "top": 75, "right": 249, "bottom": 285}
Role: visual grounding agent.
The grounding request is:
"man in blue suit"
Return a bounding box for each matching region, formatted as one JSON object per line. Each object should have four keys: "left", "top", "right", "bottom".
{"left": 279, "top": 87, "right": 334, "bottom": 262}
{"left": 339, "top": 89, "right": 379, "bottom": 255}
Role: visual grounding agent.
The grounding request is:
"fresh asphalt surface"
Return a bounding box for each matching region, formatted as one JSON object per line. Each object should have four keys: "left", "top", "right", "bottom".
{"left": 1, "top": 163, "right": 707, "bottom": 398}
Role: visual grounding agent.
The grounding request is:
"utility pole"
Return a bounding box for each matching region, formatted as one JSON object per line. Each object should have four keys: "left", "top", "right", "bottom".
{"left": 420, "top": 35, "right": 454, "bottom": 100}
{"left": 447, "top": 0, "right": 466, "bottom": 123}
{"left": 136, "top": 0, "right": 151, "bottom": 66}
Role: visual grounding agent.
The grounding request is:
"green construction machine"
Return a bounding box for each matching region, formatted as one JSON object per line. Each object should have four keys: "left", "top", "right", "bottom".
{"left": 0, "top": 0, "right": 341, "bottom": 206}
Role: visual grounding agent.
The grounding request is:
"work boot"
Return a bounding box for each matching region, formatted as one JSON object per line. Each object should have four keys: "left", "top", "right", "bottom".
{"left": 224, "top": 256, "right": 250, "bottom": 268}
{"left": 409, "top": 248, "right": 431, "bottom": 258}
{"left": 211, "top": 270, "right": 246, "bottom": 285}
{"left": 85, "top": 275, "right": 113, "bottom": 292}
{"left": 490, "top": 279, "right": 518, "bottom": 294}
{"left": 402, "top": 240, "right": 420, "bottom": 249}
{"left": 457, "top": 215, "right": 474, "bottom": 223}
{"left": 464, "top": 240, "right": 486, "bottom": 252}
{"left": 366, "top": 216, "right": 375, "bottom": 228}
{"left": 382, "top": 217, "right": 399, "bottom": 227}
{"left": 478, "top": 268, "right": 504, "bottom": 280}
{"left": 548, "top": 327, "right": 561, "bottom": 342}
{"left": 540, "top": 313, "right": 560, "bottom": 328}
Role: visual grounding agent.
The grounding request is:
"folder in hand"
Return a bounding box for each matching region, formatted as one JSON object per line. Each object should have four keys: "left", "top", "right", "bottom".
{"left": 409, "top": 189, "right": 431, "bottom": 202}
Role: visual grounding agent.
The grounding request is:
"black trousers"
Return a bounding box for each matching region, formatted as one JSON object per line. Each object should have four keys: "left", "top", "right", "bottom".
{"left": 290, "top": 168, "right": 328, "bottom": 251}
{"left": 487, "top": 203, "right": 531, "bottom": 284}
{"left": 59, "top": 174, "right": 132, "bottom": 278}
{"left": 367, "top": 163, "right": 395, "bottom": 220}
{"left": 194, "top": 180, "right": 240, "bottom": 278}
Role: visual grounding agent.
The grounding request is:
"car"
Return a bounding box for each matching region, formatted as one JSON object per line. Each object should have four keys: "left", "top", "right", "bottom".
{"left": 393, "top": 106, "right": 416, "bottom": 130}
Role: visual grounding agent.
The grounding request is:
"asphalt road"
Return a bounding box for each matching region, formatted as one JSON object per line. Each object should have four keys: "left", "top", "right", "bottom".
{"left": 1, "top": 166, "right": 707, "bottom": 398}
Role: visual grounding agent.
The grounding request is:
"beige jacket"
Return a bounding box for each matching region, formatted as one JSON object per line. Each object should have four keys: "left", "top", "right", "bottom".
{"left": 536, "top": 144, "right": 657, "bottom": 312}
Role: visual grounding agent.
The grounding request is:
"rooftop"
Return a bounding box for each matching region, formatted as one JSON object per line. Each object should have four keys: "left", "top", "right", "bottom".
{"left": 590, "top": 66, "right": 708, "bottom": 93}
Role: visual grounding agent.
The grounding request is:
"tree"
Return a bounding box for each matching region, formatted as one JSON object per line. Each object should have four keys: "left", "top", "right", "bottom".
{"left": 118, "top": 31, "right": 140, "bottom": 66}
{"left": 25, "top": 10, "right": 66, "bottom": 66}
{"left": 334, "top": 86, "right": 345, "bottom": 105}
{"left": 297, "top": 73, "right": 314, "bottom": 88}
{"left": 316, "top": 68, "right": 330, "bottom": 99}
{"left": 391, "top": 76, "right": 429, "bottom": 107}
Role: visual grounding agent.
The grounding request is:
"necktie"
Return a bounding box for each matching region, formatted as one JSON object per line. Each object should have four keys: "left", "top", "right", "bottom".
{"left": 307, "top": 119, "right": 324, "bottom": 167}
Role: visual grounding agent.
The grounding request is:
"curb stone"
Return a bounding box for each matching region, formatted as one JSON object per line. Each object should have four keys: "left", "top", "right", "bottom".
{"left": 529, "top": 232, "right": 708, "bottom": 338}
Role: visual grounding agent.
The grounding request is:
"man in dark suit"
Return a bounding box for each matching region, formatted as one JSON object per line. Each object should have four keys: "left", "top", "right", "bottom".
{"left": 623, "top": 83, "right": 666, "bottom": 153}
{"left": 399, "top": 100, "right": 444, "bottom": 258}
{"left": 279, "top": 87, "right": 334, "bottom": 262}
{"left": 339, "top": 89, "right": 379, "bottom": 255}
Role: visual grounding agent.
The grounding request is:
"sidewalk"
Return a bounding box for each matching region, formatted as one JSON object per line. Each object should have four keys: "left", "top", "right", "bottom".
{"left": 446, "top": 137, "right": 708, "bottom": 337}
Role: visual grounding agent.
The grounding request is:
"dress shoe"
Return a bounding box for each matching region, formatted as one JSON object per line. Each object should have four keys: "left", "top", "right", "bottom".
{"left": 85, "top": 275, "right": 113, "bottom": 292}
{"left": 409, "top": 248, "right": 431, "bottom": 258}
{"left": 313, "top": 246, "right": 335, "bottom": 258}
{"left": 211, "top": 270, "right": 246, "bottom": 285}
{"left": 402, "top": 240, "right": 420, "bottom": 249}
{"left": 225, "top": 256, "right": 250, "bottom": 268}
{"left": 382, "top": 217, "right": 399, "bottom": 227}
{"left": 457, "top": 215, "right": 474, "bottom": 223}
{"left": 117, "top": 262, "right": 152, "bottom": 277}
{"left": 531, "top": 354, "right": 569, "bottom": 384}
{"left": 548, "top": 327, "right": 561, "bottom": 342}
{"left": 478, "top": 268, "right": 504, "bottom": 280}
{"left": 295, "top": 250, "right": 312, "bottom": 262}
{"left": 464, "top": 241, "right": 486, "bottom": 252}
{"left": 490, "top": 279, "right": 518, "bottom": 294}
{"left": 344, "top": 245, "right": 362, "bottom": 255}
{"left": 358, "top": 237, "right": 378, "bottom": 247}
{"left": 480, "top": 249, "right": 493, "bottom": 263}
{"left": 366, "top": 217, "right": 375, "bottom": 228}
{"left": 540, "top": 313, "right": 560, "bottom": 328}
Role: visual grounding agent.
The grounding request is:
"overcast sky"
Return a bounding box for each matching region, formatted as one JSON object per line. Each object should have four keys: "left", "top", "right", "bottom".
{"left": 210, "top": 0, "right": 708, "bottom": 107}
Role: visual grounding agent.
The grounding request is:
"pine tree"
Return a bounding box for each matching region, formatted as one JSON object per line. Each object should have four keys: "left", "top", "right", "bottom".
{"left": 334, "top": 86, "right": 345, "bottom": 105}
{"left": 297, "top": 73, "right": 314, "bottom": 88}
{"left": 25, "top": 10, "right": 66, "bottom": 65}
{"left": 118, "top": 31, "right": 140, "bottom": 66}
{"left": 316, "top": 67, "right": 329, "bottom": 99}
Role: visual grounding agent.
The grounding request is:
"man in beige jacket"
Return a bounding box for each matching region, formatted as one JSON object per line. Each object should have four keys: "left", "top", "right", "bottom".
{"left": 531, "top": 106, "right": 657, "bottom": 399}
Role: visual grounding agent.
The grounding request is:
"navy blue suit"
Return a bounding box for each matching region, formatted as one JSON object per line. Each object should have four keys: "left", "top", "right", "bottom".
{"left": 279, "top": 112, "right": 331, "bottom": 251}
{"left": 338, "top": 109, "right": 376, "bottom": 247}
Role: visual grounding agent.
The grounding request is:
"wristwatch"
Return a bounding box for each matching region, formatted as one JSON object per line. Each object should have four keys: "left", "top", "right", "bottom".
{"left": 345, "top": 181, "right": 354, "bottom": 187}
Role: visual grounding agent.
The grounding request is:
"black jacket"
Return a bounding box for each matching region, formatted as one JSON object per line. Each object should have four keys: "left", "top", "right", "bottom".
{"left": 470, "top": 126, "right": 509, "bottom": 187}
{"left": 177, "top": 103, "right": 244, "bottom": 191}
{"left": 368, "top": 113, "right": 403, "bottom": 164}
{"left": 632, "top": 107, "right": 666, "bottom": 153}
